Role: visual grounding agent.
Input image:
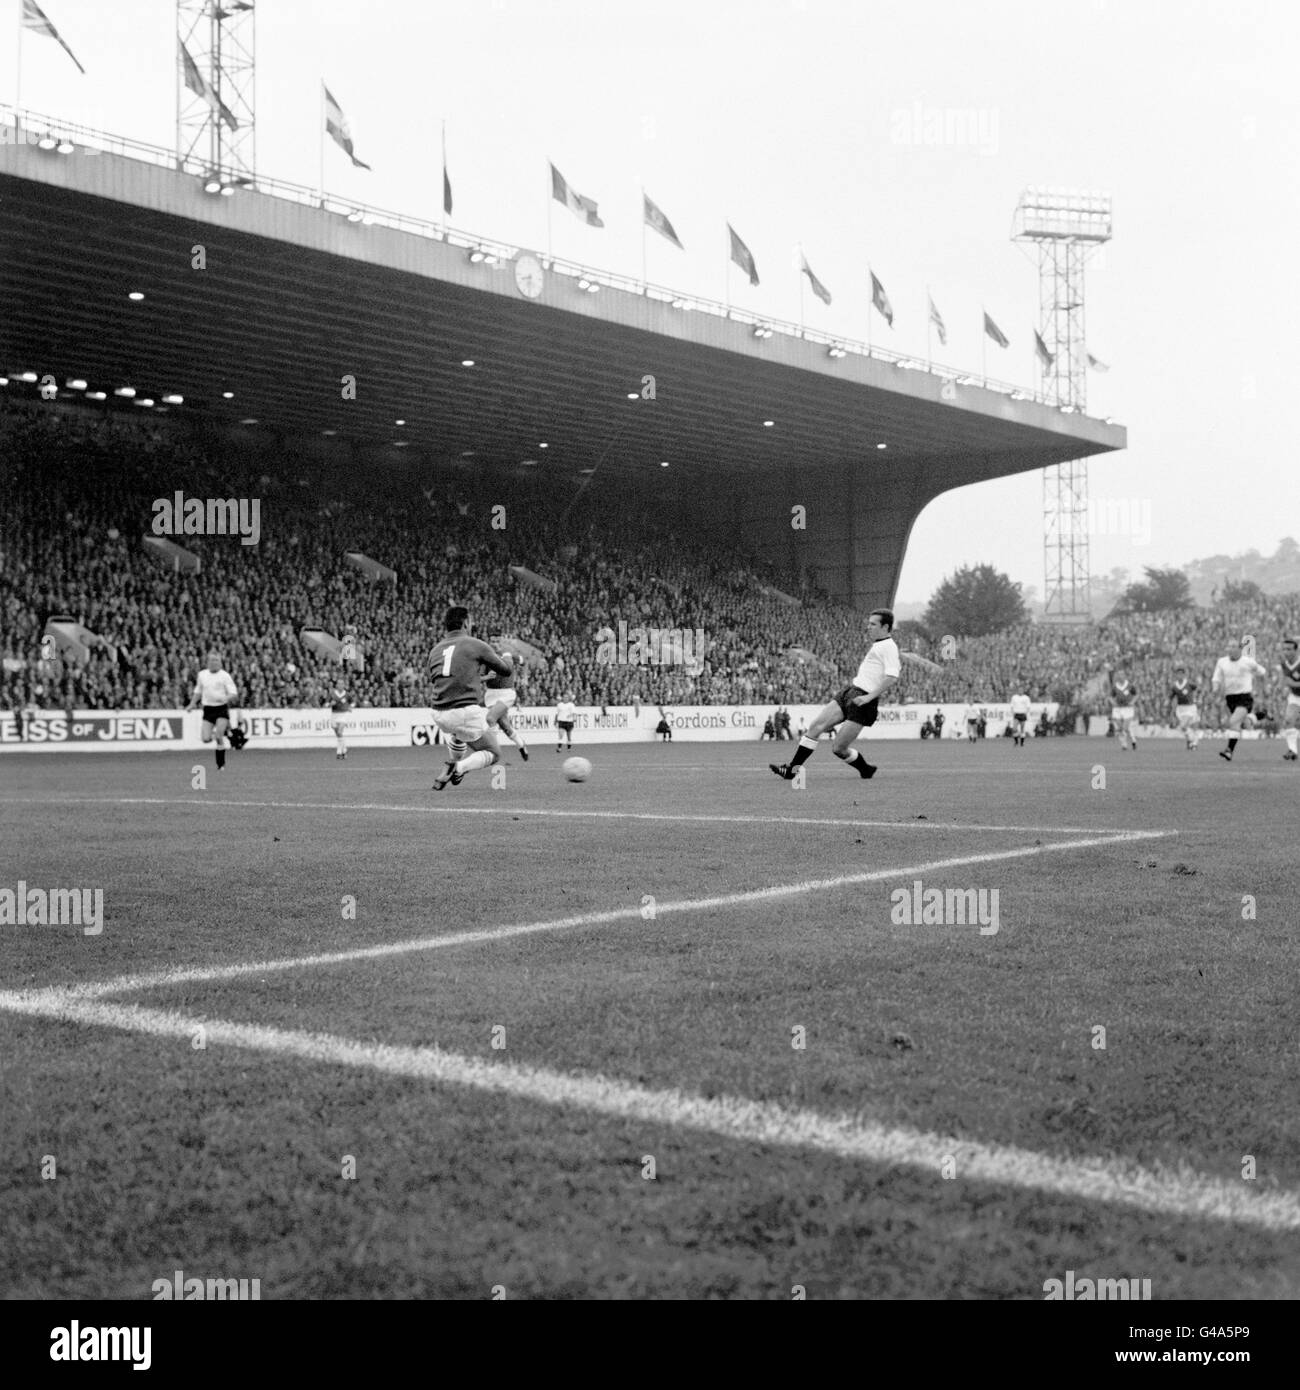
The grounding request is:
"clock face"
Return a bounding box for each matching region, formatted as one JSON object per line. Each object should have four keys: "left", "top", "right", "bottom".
{"left": 514, "top": 254, "right": 544, "bottom": 299}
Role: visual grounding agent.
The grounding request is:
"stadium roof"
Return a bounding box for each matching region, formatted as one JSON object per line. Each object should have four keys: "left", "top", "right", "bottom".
{"left": 0, "top": 133, "right": 1125, "bottom": 485}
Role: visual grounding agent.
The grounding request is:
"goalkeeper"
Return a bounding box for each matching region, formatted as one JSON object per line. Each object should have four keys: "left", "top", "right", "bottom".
{"left": 771, "top": 609, "right": 901, "bottom": 782}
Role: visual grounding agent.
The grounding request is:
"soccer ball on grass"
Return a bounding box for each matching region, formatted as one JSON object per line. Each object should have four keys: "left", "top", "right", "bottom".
{"left": 563, "top": 756, "right": 592, "bottom": 782}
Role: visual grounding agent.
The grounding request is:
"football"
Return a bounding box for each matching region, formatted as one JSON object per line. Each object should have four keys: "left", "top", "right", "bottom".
{"left": 563, "top": 756, "right": 592, "bottom": 782}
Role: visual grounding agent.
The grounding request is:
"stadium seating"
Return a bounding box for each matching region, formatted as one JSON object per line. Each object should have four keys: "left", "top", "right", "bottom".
{"left": 0, "top": 403, "right": 866, "bottom": 710}
{"left": 3, "top": 401, "right": 1296, "bottom": 720}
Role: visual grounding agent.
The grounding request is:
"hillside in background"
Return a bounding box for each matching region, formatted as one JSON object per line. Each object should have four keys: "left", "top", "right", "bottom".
{"left": 1091, "top": 536, "right": 1300, "bottom": 615}
{"left": 1183, "top": 536, "right": 1300, "bottom": 605}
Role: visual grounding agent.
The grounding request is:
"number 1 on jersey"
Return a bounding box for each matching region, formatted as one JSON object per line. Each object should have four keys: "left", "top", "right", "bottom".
{"left": 442, "top": 645, "right": 455, "bottom": 676}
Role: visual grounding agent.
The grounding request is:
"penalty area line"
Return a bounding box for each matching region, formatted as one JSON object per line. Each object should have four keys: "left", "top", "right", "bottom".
{"left": 35, "top": 831, "right": 1171, "bottom": 1002}
{"left": 0, "top": 990, "right": 1293, "bottom": 1233}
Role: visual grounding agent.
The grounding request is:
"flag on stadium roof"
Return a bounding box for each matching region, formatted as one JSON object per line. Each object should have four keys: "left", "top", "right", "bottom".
{"left": 180, "top": 40, "right": 238, "bottom": 131}
{"left": 728, "top": 223, "right": 759, "bottom": 285}
{"left": 983, "top": 311, "right": 1010, "bottom": 348}
{"left": 324, "top": 85, "right": 371, "bottom": 170}
{"left": 1087, "top": 352, "right": 1110, "bottom": 372}
{"left": 212, "top": 1, "right": 255, "bottom": 18}
{"left": 927, "top": 293, "right": 947, "bottom": 347}
{"left": 551, "top": 163, "right": 604, "bottom": 227}
{"left": 22, "top": 0, "right": 85, "bottom": 75}
{"left": 800, "top": 252, "right": 831, "bottom": 305}
{"left": 442, "top": 123, "right": 452, "bottom": 216}
{"left": 644, "top": 194, "right": 683, "bottom": 249}
{"left": 870, "top": 269, "right": 894, "bottom": 327}
{"left": 1034, "top": 329, "right": 1055, "bottom": 368}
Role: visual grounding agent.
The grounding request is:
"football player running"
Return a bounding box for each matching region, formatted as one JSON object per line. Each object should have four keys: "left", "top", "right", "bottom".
{"left": 1109, "top": 667, "right": 1138, "bottom": 751}
{"left": 484, "top": 646, "right": 528, "bottom": 761}
{"left": 1279, "top": 636, "right": 1300, "bottom": 762}
{"left": 1211, "top": 636, "right": 1268, "bottom": 762}
{"left": 1168, "top": 665, "right": 1201, "bottom": 751}
{"left": 186, "top": 651, "right": 238, "bottom": 772}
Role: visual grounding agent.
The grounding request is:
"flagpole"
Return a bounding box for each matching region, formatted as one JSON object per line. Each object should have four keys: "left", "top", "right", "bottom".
{"left": 546, "top": 162, "right": 553, "bottom": 266}
{"left": 639, "top": 181, "right": 647, "bottom": 295}
{"left": 798, "top": 245, "right": 805, "bottom": 337}
{"left": 926, "top": 286, "right": 932, "bottom": 368}
{"left": 866, "top": 270, "right": 873, "bottom": 355}
{"left": 15, "top": 2, "right": 23, "bottom": 138}
{"left": 982, "top": 311, "right": 987, "bottom": 385}
{"left": 318, "top": 82, "right": 325, "bottom": 209}
{"left": 441, "top": 118, "right": 448, "bottom": 239}
{"left": 723, "top": 223, "right": 730, "bottom": 317}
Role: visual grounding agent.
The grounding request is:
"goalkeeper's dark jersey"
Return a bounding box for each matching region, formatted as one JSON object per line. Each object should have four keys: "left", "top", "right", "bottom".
{"left": 1283, "top": 655, "right": 1300, "bottom": 696}
{"left": 1169, "top": 679, "right": 1197, "bottom": 705}
{"left": 427, "top": 632, "right": 509, "bottom": 708}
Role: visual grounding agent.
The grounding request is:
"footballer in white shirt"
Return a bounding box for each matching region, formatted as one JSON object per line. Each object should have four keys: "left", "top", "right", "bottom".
{"left": 185, "top": 651, "right": 239, "bottom": 771}
{"left": 1009, "top": 691, "right": 1033, "bottom": 747}
{"left": 555, "top": 695, "right": 577, "bottom": 752}
{"left": 1211, "top": 636, "right": 1269, "bottom": 762}
{"left": 771, "top": 609, "right": 901, "bottom": 782}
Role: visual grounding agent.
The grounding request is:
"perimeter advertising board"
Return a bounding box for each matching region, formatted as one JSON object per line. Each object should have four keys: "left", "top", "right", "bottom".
{"left": 1, "top": 703, "right": 1060, "bottom": 752}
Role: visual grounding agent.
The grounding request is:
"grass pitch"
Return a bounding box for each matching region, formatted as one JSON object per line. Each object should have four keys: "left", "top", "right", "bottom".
{"left": 1, "top": 734, "right": 1297, "bottom": 1299}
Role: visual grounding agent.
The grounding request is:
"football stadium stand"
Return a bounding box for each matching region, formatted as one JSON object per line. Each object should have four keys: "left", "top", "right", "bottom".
{"left": 3, "top": 403, "right": 1296, "bottom": 725}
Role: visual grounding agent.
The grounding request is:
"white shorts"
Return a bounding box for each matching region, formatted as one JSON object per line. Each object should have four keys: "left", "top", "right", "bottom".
{"left": 431, "top": 705, "right": 488, "bottom": 743}
{"left": 1287, "top": 693, "right": 1300, "bottom": 712}
{"left": 485, "top": 688, "right": 517, "bottom": 710}
{"left": 1112, "top": 707, "right": 1135, "bottom": 721}
{"left": 1175, "top": 706, "right": 1199, "bottom": 726}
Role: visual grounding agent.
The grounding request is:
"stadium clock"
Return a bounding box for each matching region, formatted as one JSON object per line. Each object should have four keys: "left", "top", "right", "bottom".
{"left": 514, "top": 254, "right": 545, "bottom": 299}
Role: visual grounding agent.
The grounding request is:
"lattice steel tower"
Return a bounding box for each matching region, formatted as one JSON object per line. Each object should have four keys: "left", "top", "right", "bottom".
{"left": 176, "top": 1, "right": 255, "bottom": 187}
{"left": 1013, "top": 188, "right": 1112, "bottom": 624}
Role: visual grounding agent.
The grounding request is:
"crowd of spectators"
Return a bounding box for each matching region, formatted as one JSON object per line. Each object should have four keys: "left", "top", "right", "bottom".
{"left": 902, "top": 595, "right": 1300, "bottom": 728}
{"left": 0, "top": 404, "right": 878, "bottom": 711}
{"left": 3, "top": 402, "right": 1297, "bottom": 725}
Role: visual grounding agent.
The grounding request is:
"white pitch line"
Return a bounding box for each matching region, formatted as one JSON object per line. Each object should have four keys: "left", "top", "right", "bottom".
{"left": 43, "top": 832, "right": 1169, "bottom": 1001}
{"left": 0, "top": 795, "right": 1174, "bottom": 838}
{"left": 0, "top": 990, "right": 1293, "bottom": 1233}
{"left": 0, "top": 767, "right": 1226, "bottom": 780}
{"left": 261, "top": 763, "right": 775, "bottom": 772}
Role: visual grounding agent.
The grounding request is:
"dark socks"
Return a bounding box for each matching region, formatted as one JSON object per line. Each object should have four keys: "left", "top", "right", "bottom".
{"left": 788, "top": 736, "right": 818, "bottom": 768}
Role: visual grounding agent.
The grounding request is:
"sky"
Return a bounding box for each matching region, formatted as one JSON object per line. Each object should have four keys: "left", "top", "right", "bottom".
{"left": 7, "top": 0, "right": 1299, "bottom": 605}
